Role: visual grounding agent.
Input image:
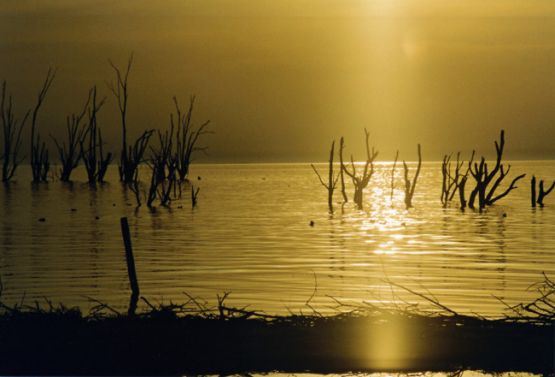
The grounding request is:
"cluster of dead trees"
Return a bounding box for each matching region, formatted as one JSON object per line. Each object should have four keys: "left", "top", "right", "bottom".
{"left": 438, "top": 130, "right": 553, "bottom": 209}
{"left": 0, "top": 67, "right": 116, "bottom": 184}
{"left": 0, "top": 56, "right": 210, "bottom": 209}
{"left": 127, "top": 95, "right": 209, "bottom": 209}
{"left": 311, "top": 129, "right": 422, "bottom": 212}
{"left": 441, "top": 130, "right": 527, "bottom": 211}
{"left": 314, "top": 129, "right": 551, "bottom": 212}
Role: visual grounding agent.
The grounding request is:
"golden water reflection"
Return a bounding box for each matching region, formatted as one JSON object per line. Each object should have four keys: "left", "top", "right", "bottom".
{"left": 0, "top": 162, "right": 554, "bottom": 316}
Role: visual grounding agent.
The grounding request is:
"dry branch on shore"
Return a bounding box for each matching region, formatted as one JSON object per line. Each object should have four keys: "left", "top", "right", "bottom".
{"left": 0, "top": 276, "right": 552, "bottom": 375}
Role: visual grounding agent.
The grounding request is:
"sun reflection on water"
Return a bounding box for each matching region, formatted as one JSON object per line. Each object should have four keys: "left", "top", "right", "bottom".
{"left": 0, "top": 162, "right": 554, "bottom": 317}
{"left": 365, "top": 316, "right": 411, "bottom": 369}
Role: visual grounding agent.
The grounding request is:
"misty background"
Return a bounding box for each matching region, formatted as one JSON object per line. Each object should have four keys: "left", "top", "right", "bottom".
{"left": 1, "top": 0, "right": 554, "bottom": 162}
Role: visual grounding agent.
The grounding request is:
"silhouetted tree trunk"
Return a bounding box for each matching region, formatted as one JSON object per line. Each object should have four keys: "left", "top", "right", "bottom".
{"left": 468, "top": 130, "right": 525, "bottom": 211}
{"left": 538, "top": 180, "right": 555, "bottom": 207}
{"left": 339, "top": 137, "right": 348, "bottom": 203}
{"left": 390, "top": 150, "right": 399, "bottom": 205}
{"left": 153, "top": 126, "right": 179, "bottom": 207}
{"left": 311, "top": 140, "right": 339, "bottom": 212}
{"left": 1, "top": 81, "right": 29, "bottom": 182}
{"left": 170, "top": 96, "right": 211, "bottom": 181}
{"left": 459, "top": 176, "right": 468, "bottom": 210}
{"left": 341, "top": 129, "right": 379, "bottom": 209}
{"left": 441, "top": 150, "right": 474, "bottom": 208}
{"left": 52, "top": 91, "right": 90, "bottom": 182}
{"left": 109, "top": 54, "right": 151, "bottom": 184}
{"left": 81, "top": 86, "right": 112, "bottom": 185}
{"left": 531, "top": 176, "right": 555, "bottom": 207}
{"left": 30, "top": 68, "right": 56, "bottom": 183}
{"left": 402, "top": 144, "right": 422, "bottom": 209}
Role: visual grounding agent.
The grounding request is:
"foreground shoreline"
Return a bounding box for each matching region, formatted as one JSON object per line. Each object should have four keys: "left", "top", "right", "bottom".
{"left": 0, "top": 302, "right": 552, "bottom": 376}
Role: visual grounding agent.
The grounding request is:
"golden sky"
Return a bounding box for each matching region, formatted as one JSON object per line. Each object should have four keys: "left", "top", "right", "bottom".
{"left": 1, "top": 0, "right": 554, "bottom": 161}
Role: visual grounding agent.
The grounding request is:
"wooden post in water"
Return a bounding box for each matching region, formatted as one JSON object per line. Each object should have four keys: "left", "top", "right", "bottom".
{"left": 120, "top": 216, "right": 140, "bottom": 316}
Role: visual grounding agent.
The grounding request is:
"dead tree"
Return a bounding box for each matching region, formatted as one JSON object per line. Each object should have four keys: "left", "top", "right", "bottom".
{"left": 311, "top": 140, "right": 339, "bottom": 211}
{"left": 531, "top": 176, "right": 555, "bottom": 208}
{"left": 80, "top": 86, "right": 113, "bottom": 184}
{"left": 538, "top": 180, "right": 555, "bottom": 207}
{"left": 145, "top": 166, "right": 159, "bottom": 208}
{"left": 124, "top": 130, "right": 154, "bottom": 183}
{"left": 390, "top": 150, "right": 399, "bottom": 204}
{"left": 402, "top": 144, "right": 422, "bottom": 209}
{"left": 52, "top": 92, "right": 90, "bottom": 182}
{"left": 109, "top": 54, "right": 150, "bottom": 183}
{"left": 441, "top": 150, "right": 475, "bottom": 208}
{"left": 173, "top": 96, "right": 211, "bottom": 181}
{"left": 467, "top": 130, "right": 525, "bottom": 211}
{"left": 150, "top": 125, "right": 179, "bottom": 207}
{"left": 140, "top": 124, "right": 182, "bottom": 208}
{"left": 459, "top": 176, "right": 468, "bottom": 210}
{"left": 1, "top": 81, "right": 29, "bottom": 182}
{"left": 341, "top": 129, "right": 379, "bottom": 209}
{"left": 30, "top": 68, "right": 56, "bottom": 183}
{"left": 338, "top": 138, "right": 348, "bottom": 203}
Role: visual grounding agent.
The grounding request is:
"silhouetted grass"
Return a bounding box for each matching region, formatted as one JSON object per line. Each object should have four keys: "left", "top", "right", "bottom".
{"left": 0, "top": 285, "right": 552, "bottom": 376}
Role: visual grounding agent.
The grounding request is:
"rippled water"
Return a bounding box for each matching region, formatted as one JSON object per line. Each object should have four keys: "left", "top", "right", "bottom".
{"left": 0, "top": 161, "right": 554, "bottom": 316}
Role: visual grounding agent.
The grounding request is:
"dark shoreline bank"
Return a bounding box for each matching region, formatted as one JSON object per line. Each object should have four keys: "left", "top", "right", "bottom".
{"left": 0, "top": 307, "right": 552, "bottom": 376}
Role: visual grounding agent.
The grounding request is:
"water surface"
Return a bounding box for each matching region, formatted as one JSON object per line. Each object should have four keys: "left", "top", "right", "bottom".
{"left": 0, "top": 161, "right": 553, "bottom": 316}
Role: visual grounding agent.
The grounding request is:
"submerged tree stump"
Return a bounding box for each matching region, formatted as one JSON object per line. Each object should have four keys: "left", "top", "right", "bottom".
{"left": 531, "top": 176, "right": 555, "bottom": 207}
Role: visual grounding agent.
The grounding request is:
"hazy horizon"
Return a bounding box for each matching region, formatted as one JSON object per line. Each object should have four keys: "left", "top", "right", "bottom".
{"left": 1, "top": 0, "right": 555, "bottom": 163}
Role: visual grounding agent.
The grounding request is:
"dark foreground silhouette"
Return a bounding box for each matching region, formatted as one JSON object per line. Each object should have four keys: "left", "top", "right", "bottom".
{"left": 0, "top": 303, "right": 552, "bottom": 376}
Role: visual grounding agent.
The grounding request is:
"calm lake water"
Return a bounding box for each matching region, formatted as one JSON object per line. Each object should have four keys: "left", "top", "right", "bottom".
{"left": 0, "top": 161, "right": 554, "bottom": 317}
